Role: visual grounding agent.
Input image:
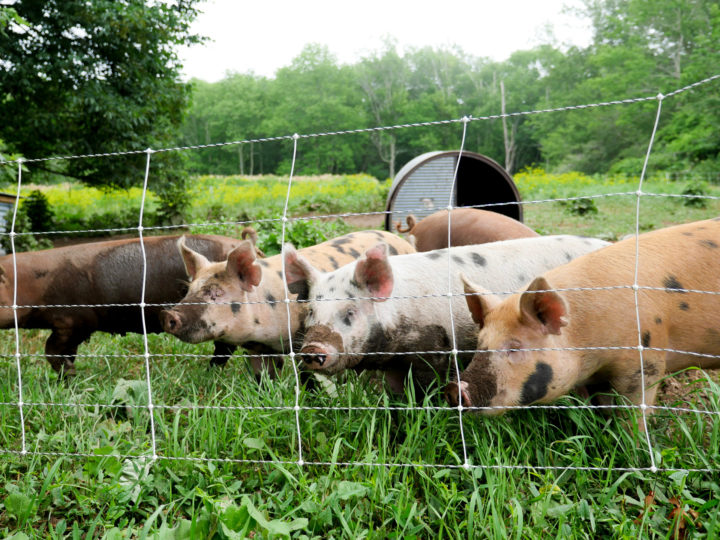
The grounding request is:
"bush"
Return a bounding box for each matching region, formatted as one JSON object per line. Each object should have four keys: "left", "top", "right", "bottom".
{"left": 0, "top": 200, "right": 53, "bottom": 253}
{"left": 681, "top": 181, "right": 709, "bottom": 208}
{"left": 557, "top": 196, "right": 599, "bottom": 216}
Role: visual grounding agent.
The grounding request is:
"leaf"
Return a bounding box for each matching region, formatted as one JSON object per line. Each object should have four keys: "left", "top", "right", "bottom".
{"left": 4, "top": 491, "right": 34, "bottom": 522}
{"left": 240, "top": 496, "right": 308, "bottom": 537}
{"left": 336, "top": 481, "right": 369, "bottom": 500}
{"left": 5, "top": 534, "right": 30, "bottom": 540}
{"left": 243, "top": 437, "right": 265, "bottom": 450}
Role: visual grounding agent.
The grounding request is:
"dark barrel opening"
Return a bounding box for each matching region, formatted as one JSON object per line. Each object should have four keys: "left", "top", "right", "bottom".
{"left": 455, "top": 155, "right": 522, "bottom": 221}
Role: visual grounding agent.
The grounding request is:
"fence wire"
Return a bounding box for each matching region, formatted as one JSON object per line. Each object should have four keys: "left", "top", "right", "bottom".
{"left": 0, "top": 74, "right": 719, "bottom": 475}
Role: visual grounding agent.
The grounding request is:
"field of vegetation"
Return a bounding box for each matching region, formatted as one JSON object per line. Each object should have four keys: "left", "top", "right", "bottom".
{"left": 1, "top": 171, "right": 719, "bottom": 538}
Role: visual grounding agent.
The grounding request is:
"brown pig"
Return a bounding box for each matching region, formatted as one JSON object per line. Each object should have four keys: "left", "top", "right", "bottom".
{"left": 160, "top": 230, "right": 415, "bottom": 375}
{"left": 0, "top": 234, "right": 248, "bottom": 375}
{"left": 446, "top": 218, "right": 720, "bottom": 418}
{"left": 396, "top": 208, "right": 538, "bottom": 252}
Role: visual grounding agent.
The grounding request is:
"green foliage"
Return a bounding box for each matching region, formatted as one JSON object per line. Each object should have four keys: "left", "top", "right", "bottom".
{"left": 0, "top": 195, "right": 53, "bottom": 253}
{"left": 174, "top": 0, "right": 719, "bottom": 182}
{"left": 681, "top": 181, "right": 709, "bottom": 208}
{"left": 558, "top": 196, "right": 600, "bottom": 216}
{"left": 21, "top": 190, "right": 54, "bottom": 232}
{"left": 0, "top": 0, "right": 203, "bottom": 192}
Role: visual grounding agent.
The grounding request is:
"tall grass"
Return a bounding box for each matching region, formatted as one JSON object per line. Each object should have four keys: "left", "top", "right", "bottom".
{"left": 1, "top": 171, "right": 719, "bottom": 537}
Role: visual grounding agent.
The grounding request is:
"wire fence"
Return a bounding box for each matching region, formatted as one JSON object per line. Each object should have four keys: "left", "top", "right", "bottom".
{"left": 0, "top": 74, "right": 719, "bottom": 474}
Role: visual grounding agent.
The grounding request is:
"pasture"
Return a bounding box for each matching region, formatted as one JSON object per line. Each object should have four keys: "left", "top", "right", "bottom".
{"left": 1, "top": 171, "right": 720, "bottom": 538}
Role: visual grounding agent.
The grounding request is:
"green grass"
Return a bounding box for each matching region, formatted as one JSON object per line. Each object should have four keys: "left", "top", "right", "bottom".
{"left": 1, "top": 173, "right": 720, "bottom": 538}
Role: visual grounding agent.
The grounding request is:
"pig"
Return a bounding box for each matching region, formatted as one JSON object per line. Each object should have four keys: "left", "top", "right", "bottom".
{"left": 445, "top": 218, "right": 720, "bottom": 419}
{"left": 396, "top": 208, "right": 539, "bottom": 252}
{"left": 160, "top": 230, "right": 415, "bottom": 375}
{"left": 285, "top": 235, "right": 610, "bottom": 393}
{"left": 0, "top": 234, "right": 250, "bottom": 376}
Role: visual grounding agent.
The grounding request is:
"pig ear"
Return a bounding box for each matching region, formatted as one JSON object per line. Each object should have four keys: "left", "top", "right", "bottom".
{"left": 177, "top": 236, "right": 211, "bottom": 281}
{"left": 518, "top": 277, "right": 569, "bottom": 335}
{"left": 283, "top": 243, "right": 320, "bottom": 296}
{"left": 226, "top": 240, "right": 262, "bottom": 292}
{"left": 461, "top": 273, "right": 501, "bottom": 328}
{"left": 354, "top": 243, "right": 393, "bottom": 301}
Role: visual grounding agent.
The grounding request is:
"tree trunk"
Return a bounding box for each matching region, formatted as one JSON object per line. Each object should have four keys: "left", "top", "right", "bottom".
{"left": 501, "top": 81, "right": 516, "bottom": 174}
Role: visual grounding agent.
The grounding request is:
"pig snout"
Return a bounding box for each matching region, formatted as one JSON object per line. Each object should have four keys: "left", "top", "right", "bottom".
{"left": 161, "top": 309, "right": 183, "bottom": 335}
{"left": 300, "top": 324, "right": 344, "bottom": 371}
{"left": 300, "top": 344, "right": 330, "bottom": 367}
{"left": 444, "top": 380, "right": 473, "bottom": 408}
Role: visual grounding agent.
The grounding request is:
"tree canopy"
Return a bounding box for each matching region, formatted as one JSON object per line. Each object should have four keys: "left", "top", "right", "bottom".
{"left": 0, "top": 0, "right": 204, "bottom": 217}
{"left": 178, "top": 0, "right": 719, "bottom": 180}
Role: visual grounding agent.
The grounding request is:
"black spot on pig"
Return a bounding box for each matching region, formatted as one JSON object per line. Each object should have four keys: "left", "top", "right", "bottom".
{"left": 427, "top": 251, "right": 442, "bottom": 260}
{"left": 663, "top": 276, "right": 686, "bottom": 293}
{"left": 642, "top": 331, "right": 651, "bottom": 347}
{"left": 288, "top": 281, "right": 309, "bottom": 301}
{"left": 258, "top": 260, "right": 269, "bottom": 267}
{"left": 276, "top": 271, "right": 284, "bottom": 280}
{"left": 265, "top": 292, "right": 277, "bottom": 308}
{"left": 452, "top": 255, "right": 465, "bottom": 266}
{"left": 333, "top": 238, "right": 351, "bottom": 246}
{"left": 644, "top": 363, "right": 659, "bottom": 377}
{"left": 700, "top": 239, "right": 718, "bottom": 249}
{"left": 679, "top": 302, "right": 690, "bottom": 311}
{"left": 388, "top": 245, "right": 399, "bottom": 256}
{"left": 519, "top": 362, "right": 553, "bottom": 405}
{"left": 471, "top": 253, "right": 487, "bottom": 267}
{"left": 231, "top": 302, "right": 241, "bottom": 314}
{"left": 366, "top": 323, "right": 390, "bottom": 353}
{"left": 517, "top": 274, "right": 526, "bottom": 283}
{"left": 564, "top": 252, "right": 572, "bottom": 261}
{"left": 254, "top": 317, "right": 260, "bottom": 325}
{"left": 334, "top": 245, "right": 347, "bottom": 255}
{"left": 348, "top": 248, "right": 361, "bottom": 258}
{"left": 328, "top": 255, "right": 340, "bottom": 269}
{"left": 34, "top": 269, "right": 49, "bottom": 279}
{"left": 655, "top": 317, "right": 662, "bottom": 324}
{"left": 682, "top": 232, "right": 693, "bottom": 236}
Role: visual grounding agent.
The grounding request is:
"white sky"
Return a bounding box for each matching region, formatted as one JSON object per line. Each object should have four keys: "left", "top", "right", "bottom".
{"left": 179, "top": 0, "right": 593, "bottom": 82}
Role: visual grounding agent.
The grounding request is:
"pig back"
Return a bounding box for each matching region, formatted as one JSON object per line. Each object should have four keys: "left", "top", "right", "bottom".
{"left": 45, "top": 235, "right": 239, "bottom": 335}
{"left": 408, "top": 208, "right": 539, "bottom": 252}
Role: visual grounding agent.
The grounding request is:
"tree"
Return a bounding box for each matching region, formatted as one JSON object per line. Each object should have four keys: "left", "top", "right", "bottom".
{"left": 356, "top": 40, "right": 411, "bottom": 179}
{"left": 0, "top": 0, "right": 204, "bottom": 220}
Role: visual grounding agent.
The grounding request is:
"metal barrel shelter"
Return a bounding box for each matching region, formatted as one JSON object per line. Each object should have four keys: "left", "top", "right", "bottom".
{"left": 384, "top": 151, "right": 523, "bottom": 231}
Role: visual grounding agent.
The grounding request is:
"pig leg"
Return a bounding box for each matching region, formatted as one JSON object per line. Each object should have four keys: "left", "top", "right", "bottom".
{"left": 45, "top": 328, "right": 91, "bottom": 377}
{"left": 209, "top": 341, "right": 237, "bottom": 368}
{"left": 243, "top": 344, "right": 284, "bottom": 380}
{"left": 606, "top": 349, "right": 666, "bottom": 431}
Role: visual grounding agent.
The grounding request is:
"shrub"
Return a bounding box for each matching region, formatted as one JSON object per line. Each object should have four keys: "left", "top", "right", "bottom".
{"left": 681, "top": 181, "right": 709, "bottom": 208}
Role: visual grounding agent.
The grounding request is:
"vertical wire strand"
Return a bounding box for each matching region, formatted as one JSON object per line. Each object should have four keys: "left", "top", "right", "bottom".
{"left": 138, "top": 149, "right": 158, "bottom": 461}
{"left": 633, "top": 94, "right": 664, "bottom": 471}
{"left": 10, "top": 159, "right": 27, "bottom": 455}
{"left": 447, "top": 117, "right": 471, "bottom": 469}
{"left": 279, "top": 134, "right": 305, "bottom": 466}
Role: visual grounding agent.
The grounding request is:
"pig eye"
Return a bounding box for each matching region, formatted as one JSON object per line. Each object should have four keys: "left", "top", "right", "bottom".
{"left": 341, "top": 308, "right": 356, "bottom": 326}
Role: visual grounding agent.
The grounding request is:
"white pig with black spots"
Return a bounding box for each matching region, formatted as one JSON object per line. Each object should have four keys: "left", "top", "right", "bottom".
{"left": 284, "top": 235, "right": 610, "bottom": 394}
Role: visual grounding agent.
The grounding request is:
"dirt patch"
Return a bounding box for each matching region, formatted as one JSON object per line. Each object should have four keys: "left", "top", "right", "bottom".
{"left": 657, "top": 369, "right": 720, "bottom": 408}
